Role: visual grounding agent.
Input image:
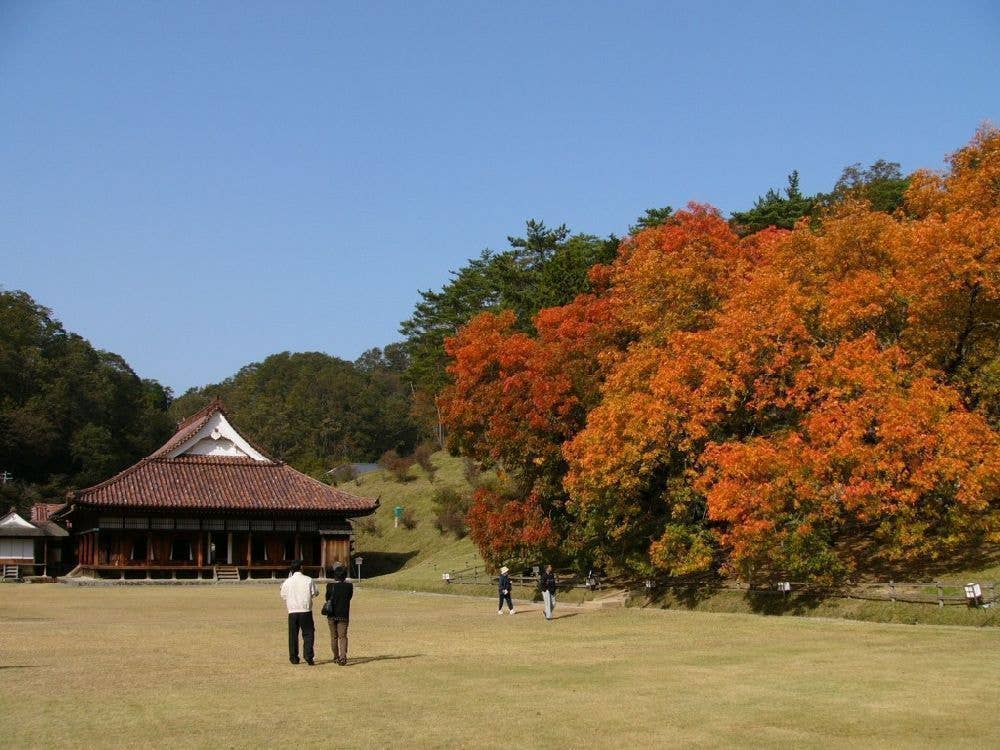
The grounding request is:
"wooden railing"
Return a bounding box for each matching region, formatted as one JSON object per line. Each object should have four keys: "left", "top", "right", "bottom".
{"left": 0, "top": 562, "right": 56, "bottom": 579}
{"left": 443, "top": 567, "right": 605, "bottom": 590}
{"left": 640, "top": 577, "right": 1000, "bottom": 607}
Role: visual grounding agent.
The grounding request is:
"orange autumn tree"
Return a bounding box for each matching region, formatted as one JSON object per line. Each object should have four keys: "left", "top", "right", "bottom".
{"left": 441, "top": 292, "right": 617, "bottom": 568}
{"left": 898, "top": 125, "right": 1000, "bottom": 427}
{"left": 561, "top": 207, "right": 786, "bottom": 573}
{"left": 444, "top": 131, "right": 1000, "bottom": 580}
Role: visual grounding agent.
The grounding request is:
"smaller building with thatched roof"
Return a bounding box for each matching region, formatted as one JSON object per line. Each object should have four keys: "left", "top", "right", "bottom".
{"left": 1, "top": 506, "right": 69, "bottom": 579}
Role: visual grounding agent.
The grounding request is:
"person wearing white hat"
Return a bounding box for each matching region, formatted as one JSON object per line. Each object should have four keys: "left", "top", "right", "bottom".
{"left": 497, "top": 566, "right": 515, "bottom": 614}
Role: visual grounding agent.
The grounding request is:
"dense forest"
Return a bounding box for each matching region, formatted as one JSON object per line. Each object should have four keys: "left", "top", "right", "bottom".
{"left": 170, "top": 347, "right": 420, "bottom": 475}
{"left": 0, "top": 291, "right": 175, "bottom": 512}
{"left": 2, "top": 129, "right": 996, "bottom": 584}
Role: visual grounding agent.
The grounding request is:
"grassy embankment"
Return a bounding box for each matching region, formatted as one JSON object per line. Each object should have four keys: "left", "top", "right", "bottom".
{"left": 347, "top": 452, "right": 1000, "bottom": 624}
{"left": 344, "top": 451, "right": 482, "bottom": 586}
{"left": 342, "top": 452, "right": 594, "bottom": 602}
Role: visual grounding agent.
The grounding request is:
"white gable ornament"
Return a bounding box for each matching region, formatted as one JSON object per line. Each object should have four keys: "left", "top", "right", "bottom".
{"left": 167, "top": 412, "right": 268, "bottom": 461}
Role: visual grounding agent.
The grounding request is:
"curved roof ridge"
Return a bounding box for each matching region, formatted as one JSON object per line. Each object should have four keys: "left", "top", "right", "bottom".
{"left": 175, "top": 397, "right": 226, "bottom": 431}
{"left": 159, "top": 455, "right": 277, "bottom": 466}
{"left": 75, "top": 457, "right": 154, "bottom": 498}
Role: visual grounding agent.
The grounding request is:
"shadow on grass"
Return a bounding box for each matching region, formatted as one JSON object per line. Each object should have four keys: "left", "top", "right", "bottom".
{"left": 744, "top": 591, "right": 826, "bottom": 616}
{"left": 847, "top": 541, "right": 1000, "bottom": 580}
{"left": 353, "top": 551, "right": 419, "bottom": 577}
{"left": 649, "top": 576, "right": 826, "bottom": 615}
{"left": 553, "top": 612, "right": 580, "bottom": 620}
{"left": 0, "top": 665, "right": 41, "bottom": 670}
{"left": 345, "top": 654, "right": 423, "bottom": 667}
{"left": 646, "top": 575, "right": 726, "bottom": 608}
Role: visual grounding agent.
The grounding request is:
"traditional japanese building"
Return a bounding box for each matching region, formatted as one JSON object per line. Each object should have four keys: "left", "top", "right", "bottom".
{"left": 0, "top": 506, "right": 68, "bottom": 579}
{"left": 54, "top": 400, "right": 378, "bottom": 580}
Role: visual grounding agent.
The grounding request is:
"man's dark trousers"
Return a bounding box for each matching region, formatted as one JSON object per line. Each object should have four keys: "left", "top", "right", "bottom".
{"left": 288, "top": 612, "right": 315, "bottom": 663}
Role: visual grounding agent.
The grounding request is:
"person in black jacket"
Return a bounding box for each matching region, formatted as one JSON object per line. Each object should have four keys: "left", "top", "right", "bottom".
{"left": 539, "top": 564, "right": 557, "bottom": 620}
{"left": 324, "top": 565, "right": 354, "bottom": 665}
{"left": 497, "top": 566, "right": 515, "bottom": 615}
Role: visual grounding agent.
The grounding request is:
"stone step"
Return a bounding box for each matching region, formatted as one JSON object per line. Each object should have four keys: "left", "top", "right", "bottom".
{"left": 215, "top": 566, "right": 241, "bottom": 582}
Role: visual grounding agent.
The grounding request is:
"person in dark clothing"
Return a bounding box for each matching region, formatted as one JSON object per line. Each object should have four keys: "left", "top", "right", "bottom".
{"left": 324, "top": 565, "right": 354, "bottom": 665}
{"left": 497, "top": 566, "right": 515, "bottom": 615}
{"left": 539, "top": 564, "right": 557, "bottom": 620}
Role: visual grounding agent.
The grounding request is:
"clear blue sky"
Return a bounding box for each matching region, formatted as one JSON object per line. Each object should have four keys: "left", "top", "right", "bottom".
{"left": 2, "top": 1, "right": 998, "bottom": 394}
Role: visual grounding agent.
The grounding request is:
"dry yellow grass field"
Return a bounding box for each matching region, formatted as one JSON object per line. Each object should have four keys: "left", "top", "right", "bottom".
{"left": 2, "top": 584, "right": 998, "bottom": 749}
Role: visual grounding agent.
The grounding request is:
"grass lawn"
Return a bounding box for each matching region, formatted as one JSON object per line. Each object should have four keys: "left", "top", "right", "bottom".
{"left": 2, "top": 585, "right": 999, "bottom": 749}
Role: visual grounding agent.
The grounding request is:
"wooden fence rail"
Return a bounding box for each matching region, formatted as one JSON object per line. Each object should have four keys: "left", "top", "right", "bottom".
{"left": 650, "top": 579, "right": 999, "bottom": 607}
{"left": 444, "top": 568, "right": 609, "bottom": 591}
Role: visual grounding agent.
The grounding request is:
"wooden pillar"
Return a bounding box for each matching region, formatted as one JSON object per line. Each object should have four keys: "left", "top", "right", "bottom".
{"left": 94, "top": 530, "right": 100, "bottom": 565}
{"left": 294, "top": 532, "right": 301, "bottom": 562}
{"left": 147, "top": 531, "right": 153, "bottom": 564}
{"left": 43, "top": 539, "right": 48, "bottom": 577}
{"left": 320, "top": 536, "right": 327, "bottom": 573}
{"left": 196, "top": 534, "right": 204, "bottom": 567}
{"left": 247, "top": 532, "right": 253, "bottom": 571}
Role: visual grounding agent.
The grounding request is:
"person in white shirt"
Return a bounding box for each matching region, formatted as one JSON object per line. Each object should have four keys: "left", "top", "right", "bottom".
{"left": 279, "top": 559, "right": 318, "bottom": 665}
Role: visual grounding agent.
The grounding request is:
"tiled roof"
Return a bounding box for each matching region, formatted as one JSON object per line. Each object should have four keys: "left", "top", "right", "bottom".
{"left": 73, "top": 401, "right": 378, "bottom": 515}
{"left": 30, "top": 503, "right": 66, "bottom": 523}
{"left": 74, "top": 456, "right": 378, "bottom": 513}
